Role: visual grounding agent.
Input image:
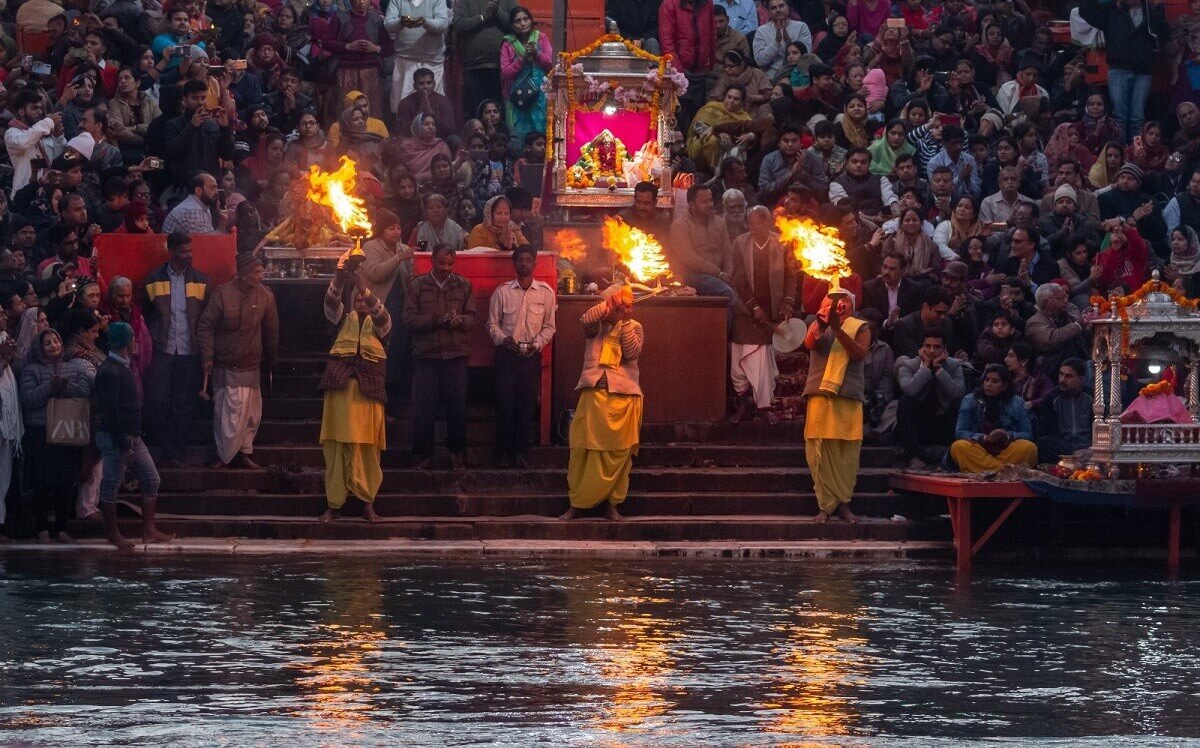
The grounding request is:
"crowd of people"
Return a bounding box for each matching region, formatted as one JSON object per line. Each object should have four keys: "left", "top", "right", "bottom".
{"left": 0, "top": 0, "right": 1197, "bottom": 539}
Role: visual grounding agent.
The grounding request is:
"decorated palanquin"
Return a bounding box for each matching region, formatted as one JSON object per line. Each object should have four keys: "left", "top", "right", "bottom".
{"left": 545, "top": 35, "right": 684, "bottom": 210}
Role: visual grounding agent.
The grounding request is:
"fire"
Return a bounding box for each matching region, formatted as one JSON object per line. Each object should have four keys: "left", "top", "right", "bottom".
{"left": 552, "top": 228, "right": 589, "bottom": 264}
{"left": 306, "top": 156, "right": 372, "bottom": 235}
{"left": 601, "top": 217, "right": 671, "bottom": 283}
{"left": 775, "top": 216, "right": 851, "bottom": 285}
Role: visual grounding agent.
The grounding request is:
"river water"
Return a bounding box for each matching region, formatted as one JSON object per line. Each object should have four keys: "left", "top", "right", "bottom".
{"left": 1, "top": 554, "right": 1197, "bottom": 746}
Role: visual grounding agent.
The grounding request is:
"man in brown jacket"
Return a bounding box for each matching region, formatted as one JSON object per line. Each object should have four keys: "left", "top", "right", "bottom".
{"left": 402, "top": 245, "right": 477, "bottom": 470}
{"left": 196, "top": 254, "right": 279, "bottom": 469}
{"left": 729, "top": 206, "right": 797, "bottom": 424}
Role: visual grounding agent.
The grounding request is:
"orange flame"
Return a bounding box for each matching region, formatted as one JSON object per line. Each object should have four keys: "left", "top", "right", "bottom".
{"left": 306, "top": 156, "right": 372, "bottom": 235}
{"left": 552, "top": 228, "right": 589, "bottom": 264}
{"left": 601, "top": 217, "right": 671, "bottom": 283}
{"left": 775, "top": 216, "right": 851, "bottom": 284}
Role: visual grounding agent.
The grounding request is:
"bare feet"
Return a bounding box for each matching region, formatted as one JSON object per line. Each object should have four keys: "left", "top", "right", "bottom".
{"left": 559, "top": 507, "right": 581, "bottom": 521}
{"left": 54, "top": 531, "right": 74, "bottom": 544}
{"left": 232, "top": 454, "right": 262, "bottom": 470}
{"left": 37, "top": 530, "right": 51, "bottom": 544}
{"left": 837, "top": 505, "right": 859, "bottom": 524}
{"left": 362, "top": 504, "right": 382, "bottom": 523}
{"left": 108, "top": 534, "right": 136, "bottom": 552}
{"left": 319, "top": 508, "right": 339, "bottom": 523}
{"left": 814, "top": 511, "right": 830, "bottom": 524}
{"left": 606, "top": 503, "right": 623, "bottom": 521}
{"left": 143, "top": 528, "right": 175, "bottom": 544}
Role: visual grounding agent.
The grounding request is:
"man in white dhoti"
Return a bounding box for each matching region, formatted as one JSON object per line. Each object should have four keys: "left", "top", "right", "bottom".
{"left": 728, "top": 206, "right": 797, "bottom": 424}
{"left": 197, "top": 254, "right": 279, "bottom": 469}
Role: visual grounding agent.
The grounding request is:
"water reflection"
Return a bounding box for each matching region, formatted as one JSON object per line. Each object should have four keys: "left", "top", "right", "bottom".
{"left": 290, "top": 563, "right": 386, "bottom": 732}
{"left": 2, "top": 555, "right": 1199, "bottom": 744}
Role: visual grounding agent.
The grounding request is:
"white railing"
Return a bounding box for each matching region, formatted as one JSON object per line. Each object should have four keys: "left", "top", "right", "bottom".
{"left": 1119, "top": 423, "right": 1200, "bottom": 446}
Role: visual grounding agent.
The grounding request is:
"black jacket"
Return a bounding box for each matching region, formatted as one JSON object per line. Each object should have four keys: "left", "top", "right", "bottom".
{"left": 1078, "top": 0, "right": 1168, "bottom": 76}
{"left": 95, "top": 355, "right": 142, "bottom": 447}
{"left": 862, "top": 276, "right": 925, "bottom": 319}
{"left": 148, "top": 113, "right": 235, "bottom": 194}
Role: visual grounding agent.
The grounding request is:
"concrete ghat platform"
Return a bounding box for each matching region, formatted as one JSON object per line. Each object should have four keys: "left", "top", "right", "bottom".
{"left": 0, "top": 537, "right": 952, "bottom": 559}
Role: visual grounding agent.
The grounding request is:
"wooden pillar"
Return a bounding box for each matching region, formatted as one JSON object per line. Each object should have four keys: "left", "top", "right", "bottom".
{"left": 552, "top": 0, "right": 566, "bottom": 50}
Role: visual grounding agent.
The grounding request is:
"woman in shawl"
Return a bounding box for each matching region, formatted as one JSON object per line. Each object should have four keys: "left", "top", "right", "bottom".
{"left": 686, "top": 85, "right": 754, "bottom": 174}
{"left": 467, "top": 195, "right": 527, "bottom": 251}
{"left": 1044, "top": 122, "right": 1095, "bottom": 172}
{"left": 868, "top": 118, "right": 913, "bottom": 175}
{"left": 835, "top": 95, "right": 872, "bottom": 150}
{"left": 863, "top": 27, "right": 912, "bottom": 86}
{"left": 248, "top": 34, "right": 287, "bottom": 91}
{"left": 711, "top": 50, "right": 773, "bottom": 119}
{"left": 1088, "top": 141, "right": 1125, "bottom": 190}
{"left": 972, "top": 23, "right": 1014, "bottom": 87}
{"left": 335, "top": 105, "right": 383, "bottom": 155}
{"left": 272, "top": 4, "right": 310, "bottom": 58}
{"left": 410, "top": 193, "right": 467, "bottom": 251}
{"left": 1124, "top": 121, "right": 1170, "bottom": 175}
{"left": 1170, "top": 225, "right": 1200, "bottom": 297}
{"left": 476, "top": 99, "right": 510, "bottom": 143}
{"left": 933, "top": 196, "right": 983, "bottom": 260}
{"left": 385, "top": 170, "right": 424, "bottom": 239}
{"left": 13, "top": 306, "right": 49, "bottom": 377}
{"left": 19, "top": 327, "right": 94, "bottom": 543}
{"left": 816, "top": 14, "right": 852, "bottom": 61}
{"left": 285, "top": 112, "right": 336, "bottom": 171}
{"left": 421, "top": 153, "right": 475, "bottom": 228}
{"left": 885, "top": 207, "right": 941, "bottom": 282}
{"left": 499, "top": 6, "right": 555, "bottom": 141}
{"left": 99, "top": 278, "right": 153, "bottom": 390}
{"left": 949, "top": 363, "right": 1037, "bottom": 473}
{"left": 399, "top": 113, "right": 451, "bottom": 182}
{"left": 1079, "top": 93, "right": 1122, "bottom": 154}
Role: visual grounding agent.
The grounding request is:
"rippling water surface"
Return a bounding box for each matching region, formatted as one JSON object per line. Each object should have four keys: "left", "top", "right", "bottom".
{"left": 1, "top": 554, "right": 1198, "bottom": 745}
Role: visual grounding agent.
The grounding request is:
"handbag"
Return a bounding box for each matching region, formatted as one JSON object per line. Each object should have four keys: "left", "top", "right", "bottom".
{"left": 509, "top": 66, "right": 539, "bottom": 110}
{"left": 46, "top": 397, "right": 91, "bottom": 447}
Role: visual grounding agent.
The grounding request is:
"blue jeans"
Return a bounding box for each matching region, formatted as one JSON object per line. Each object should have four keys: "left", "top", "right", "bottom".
{"left": 687, "top": 273, "right": 736, "bottom": 331}
{"left": 1108, "top": 69, "right": 1152, "bottom": 143}
{"left": 97, "top": 432, "right": 161, "bottom": 505}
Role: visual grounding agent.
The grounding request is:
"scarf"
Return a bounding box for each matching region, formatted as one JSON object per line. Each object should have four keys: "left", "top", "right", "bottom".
{"left": 819, "top": 316, "right": 865, "bottom": 395}
{"left": 1044, "top": 123, "right": 1092, "bottom": 169}
{"left": 481, "top": 195, "right": 519, "bottom": 250}
{"left": 1125, "top": 123, "right": 1169, "bottom": 173}
{"left": 949, "top": 213, "right": 981, "bottom": 249}
{"left": 1172, "top": 225, "right": 1200, "bottom": 277}
{"left": 0, "top": 331, "right": 23, "bottom": 445}
{"left": 892, "top": 228, "right": 940, "bottom": 275}
{"left": 1088, "top": 144, "right": 1124, "bottom": 189}
{"left": 868, "top": 136, "right": 914, "bottom": 175}
{"left": 840, "top": 114, "right": 871, "bottom": 149}
{"left": 14, "top": 307, "right": 42, "bottom": 372}
{"left": 398, "top": 112, "right": 450, "bottom": 182}
{"left": 974, "top": 40, "right": 1013, "bottom": 66}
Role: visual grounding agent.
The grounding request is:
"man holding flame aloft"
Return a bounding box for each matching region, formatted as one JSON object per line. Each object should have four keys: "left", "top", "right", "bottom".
{"left": 802, "top": 289, "right": 869, "bottom": 524}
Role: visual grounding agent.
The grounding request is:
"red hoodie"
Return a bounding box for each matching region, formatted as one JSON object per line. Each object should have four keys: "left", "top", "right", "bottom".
{"left": 658, "top": 0, "right": 716, "bottom": 75}
{"left": 1094, "top": 226, "right": 1149, "bottom": 294}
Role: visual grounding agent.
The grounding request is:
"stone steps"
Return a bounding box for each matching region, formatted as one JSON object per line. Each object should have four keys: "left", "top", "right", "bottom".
{"left": 152, "top": 466, "right": 898, "bottom": 495}
{"left": 143, "top": 490, "right": 919, "bottom": 518}
{"left": 204, "top": 443, "right": 899, "bottom": 469}
{"left": 72, "top": 513, "right": 932, "bottom": 542}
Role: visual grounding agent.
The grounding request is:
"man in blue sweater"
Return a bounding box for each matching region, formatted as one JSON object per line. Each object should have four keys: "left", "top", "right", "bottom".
{"left": 96, "top": 322, "right": 174, "bottom": 551}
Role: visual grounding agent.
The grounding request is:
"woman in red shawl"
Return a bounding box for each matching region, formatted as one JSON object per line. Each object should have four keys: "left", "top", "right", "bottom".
{"left": 972, "top": 22, "right": 1014, "bottom": 87}
{"left": 1043, "top": 123, "right": 1095, "bottom": 172}
{"left": 247, "top": 34, "right": 287, "bottom": 91}
{"left": 1124, "top": 122, "right": 1170, "bottom": 175}
{"left": 115, "top": 201, "right": 152, "bottom": 234}
{"left": 100, "top": 277, "right": 153, "bottom": 391}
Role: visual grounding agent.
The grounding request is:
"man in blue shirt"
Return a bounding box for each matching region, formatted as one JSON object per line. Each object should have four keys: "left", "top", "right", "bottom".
{"left": 714, "top": 0, "right": 758, "bottom": 35}
{"left": 151, "top": 7, "right": 208, "bottom": 70}
{"left": 926, "top": 124, "right": 980, "bottom": 200}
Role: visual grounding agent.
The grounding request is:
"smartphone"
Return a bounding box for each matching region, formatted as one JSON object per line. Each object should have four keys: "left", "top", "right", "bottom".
{"left": 989, "top": 222, "right": 1007, "bottom": 231}
{"left": 230, "top": 59, "right": 248, "bottom": 71}
{"left": 145, "top": 157, "right": 164, "bottom": 170}
{"left": 886, "top": 17, "right": 906, "bottom": 28}
{"left": 470, "top": 147, "right": 487, "bottom": 160}
{"left": 1133, "top": 135, "right": 1144, "bottom": 150}
{"left": 31, "top": 62, "right": 52, "bottom": 76}
{"left": 217, "top": 188, "right": 227, "bottom": 206}
{"left": 940, "top": 114, "right": 962, "bottom": 127}
{"left": 207, "top": 65, "right": 225, "bottom": 76}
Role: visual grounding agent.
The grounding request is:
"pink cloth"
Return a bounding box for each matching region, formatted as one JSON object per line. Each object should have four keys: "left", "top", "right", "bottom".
{"left": 863, "top": 68, "right": 888, "bottom": 105}
{"left": 568, "top": 111, "right": 653, "bottom": 169}
{"left": 1121, "top": 394, "right": 1195, "bottom": 424}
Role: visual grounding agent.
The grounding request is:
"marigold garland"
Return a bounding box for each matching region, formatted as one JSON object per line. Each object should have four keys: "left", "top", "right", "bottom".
{"left": 1139, "top": 379, "right": 1175, "bottom": 398}
{"left": 1090, "top": 280, "right": 1200, "bottom": 360}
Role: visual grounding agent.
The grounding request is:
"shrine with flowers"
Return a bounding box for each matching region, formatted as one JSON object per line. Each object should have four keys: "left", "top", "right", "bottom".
{"left": 543, "top": 34, "right": 685, "bottom": 213}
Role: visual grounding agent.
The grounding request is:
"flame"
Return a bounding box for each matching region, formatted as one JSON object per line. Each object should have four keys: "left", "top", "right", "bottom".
{"left": 306, "top": 156, "right": 373, "bottom": 236}
{"left": 775, "top": 216, "right": 851, "bottom": 285}
{"left": 601, "top": 217, "right": 670, "bottom": 283}
{"left": 552, "top": 228, "right": 589, "bottom": 264}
